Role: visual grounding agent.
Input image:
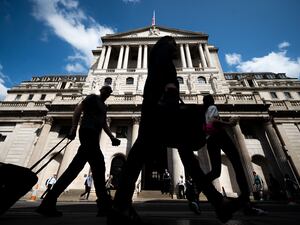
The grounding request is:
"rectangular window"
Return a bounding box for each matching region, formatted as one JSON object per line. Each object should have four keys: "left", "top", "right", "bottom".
{"left": 28, "top": 94, "right": 34, "bottom": 100}
{"left": 270, "top": 92, "right": 278, "bottom": 99}
{"left": 247, "top": 79, "right": 255, "bottom": 87}
{"left": 0, "top": 134, "right": 6, "bottom": 142}
{"left": 40, "top": 94, "right": 46, "bottom": 100}
{"left": 15, "top": 94, "right": 21, "bottom": 101}
{"left": 60, "top": 82, "right": 67, "bottom": 89}
{"left": 284, "top": 92, "right": 292, "bottom": 99}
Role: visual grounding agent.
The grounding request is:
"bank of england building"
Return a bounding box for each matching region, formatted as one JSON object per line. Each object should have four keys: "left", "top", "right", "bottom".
{"left": 0, "top": 25, "right": 299, "bottom": 199}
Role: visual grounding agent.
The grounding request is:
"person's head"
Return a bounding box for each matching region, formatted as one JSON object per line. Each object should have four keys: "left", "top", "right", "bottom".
{"left": 100, "top": 85, "right": 113, "bottom": 101}
{"left": 150, "top": 36, "right": 177, "bottom": 62}
{"left": 253, "top": 171, "right": 257, "bottom": 176}
{"left": 203, "top": 94, "right": 215, "bottom": 108}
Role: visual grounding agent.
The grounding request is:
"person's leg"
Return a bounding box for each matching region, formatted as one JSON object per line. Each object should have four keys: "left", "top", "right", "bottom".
{"left": 217, "top": 131, "right": 250, "bottom": 201}
{"left": 37, "top": 133, "right": 88, "bottom": 216}
{"left": 80, "top": 185, "right": 88, "bottom": 198}
{"left": 86, "top": 187, "right": 91, "bottom": 200}
{"left": 86, "top": 144, "right": 111, "bottom": 214}
{"left": 177, "top": 148, "right": 223, "bottom": 205}
{"left": 40, "top": 185, "right": 51, "bottom": 199}
{"left": 36, "top": 150, "right": 87, "bottom": 216}
{"left": 206, "top": 135, "right": 222, "bottom": 182}
{"left": 177, "top": 147, "right": 242, "bottom": 223}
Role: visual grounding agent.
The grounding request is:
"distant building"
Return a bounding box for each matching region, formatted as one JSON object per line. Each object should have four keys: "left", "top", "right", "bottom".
{"left": 0, "top": 25, "right": 299, "bottom": 198}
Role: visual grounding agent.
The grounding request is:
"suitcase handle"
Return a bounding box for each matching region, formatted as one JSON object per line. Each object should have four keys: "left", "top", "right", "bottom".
{"left": 29, "top": 136, "right": 69, "bottom": 171}
{"left": 34, "top": 139, "right": 72, "bottom": 175}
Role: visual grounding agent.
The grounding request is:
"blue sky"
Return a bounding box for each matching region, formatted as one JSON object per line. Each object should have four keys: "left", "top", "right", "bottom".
{"left": 1, "top": 0, "right": 300, "bottom": 99}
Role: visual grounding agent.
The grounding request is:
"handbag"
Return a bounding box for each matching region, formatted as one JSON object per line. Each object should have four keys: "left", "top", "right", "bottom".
{"left": 157, "top": 94, "right": 206, "bottom": 150}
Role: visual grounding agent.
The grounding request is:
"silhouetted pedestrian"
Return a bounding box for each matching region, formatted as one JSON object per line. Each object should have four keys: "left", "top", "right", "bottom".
{"left": 80, "top": 174, "right": 93, "bottom": 200}
{"left": 36, "top": 85, "right": 120, "bottom": 217}
{"left": 201, "top": 94, "right": 266, "bottom": 215}
{"left": 253, "top": 171, "right": 264, "bottom": 201}
{"left": 161, "top": 169, "right": 171, "bottom": 195}
{"left": 40, "top": 174, "right": 57, "bottom": 199}
{"left": 109, "top": 36, "right": 243, "bottom": 225}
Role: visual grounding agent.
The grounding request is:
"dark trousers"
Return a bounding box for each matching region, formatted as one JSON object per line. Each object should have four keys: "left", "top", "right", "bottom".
{"left": 47, "top": 128, "right": 109, "bottom": 205}
{"left": 80, "top": 185, "right": 92, "bottom": 199}
{"left": 206, "top": 130, "right": 250, "bottom": 201}
{"left": 40, "top": 184, "right": 53, "bottom": 199}
{"left": 113, "top": 113, "right": 223, "bottom": 210}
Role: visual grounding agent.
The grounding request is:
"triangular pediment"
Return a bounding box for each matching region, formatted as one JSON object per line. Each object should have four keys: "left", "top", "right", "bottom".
{"left": 102, "top": 25, "right": 208, "bottom": 40}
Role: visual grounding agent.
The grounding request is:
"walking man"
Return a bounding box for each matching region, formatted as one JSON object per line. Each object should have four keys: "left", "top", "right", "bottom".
{"left": 36, "top": 85, "right": 120, "bottom": 217}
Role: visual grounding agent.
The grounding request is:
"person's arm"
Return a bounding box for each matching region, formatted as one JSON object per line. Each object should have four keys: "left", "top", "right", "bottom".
{"left": 103, "top": 121, "right": 121, "bottom": 146}
{"left": 68, "top": 103, "right": 83, "bottom": 140}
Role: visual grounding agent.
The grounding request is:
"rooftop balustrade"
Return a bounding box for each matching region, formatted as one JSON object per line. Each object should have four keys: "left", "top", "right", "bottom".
{"left": 1, "top": 94, "right": 299, "bottom": 112}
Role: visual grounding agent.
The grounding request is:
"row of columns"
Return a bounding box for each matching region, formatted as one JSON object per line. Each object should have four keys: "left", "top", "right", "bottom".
{"left": 29, "top": 116, "right": 293, "bottom": 194}
{"left": 97, "top": 45, "right": 148, "bottom": 70}
{"left": 96, "top": 43, "right": 212, "bottom": 70}
{"left": 179, "top": 43, "right": 212, "bottom": 69}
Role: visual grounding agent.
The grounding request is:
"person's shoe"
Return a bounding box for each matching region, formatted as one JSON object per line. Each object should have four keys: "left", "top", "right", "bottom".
{"left": 107, "top": 206, "right": 143, "bottom": 225}
{"left": 215, "top": 197, "right": 243, "bottom": 223}
{"left": 189, "top": 201, "right": 201, "bottom": 215}
{"left": 36, "top": 205, "right": 63, "bottom": 217}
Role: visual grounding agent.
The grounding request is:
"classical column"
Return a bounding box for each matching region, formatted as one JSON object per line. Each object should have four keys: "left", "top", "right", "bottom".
{"left": 117, "top": 45, "right": 124, "bottom": 69}
{"left": 131, "top": 118, "right": 140, "bottom": 146}
{"left": 28, "top": 117, "right": 53, "bottom": 171}
{"left": 264, "top": 121, "right": 293, "bottom": 176}
{"left": 103, "top": 46, "right": 112, "bottom": 70}
{"left": 168, "top": 148, "right": 185, "bottom": 195}
{"left": 180, "top": 44, "right": 187, "bottom": 68}
{"left": 142, "top": 45, "right": 148, "bottom": 69}
{"left": 198, "top": 43, "right": 207, "bottom": 68}
{"left": 97, "top": 46, "right": 107, "bottom": 70}
{"left": 204, "top": 44, "right": 212, "bottom": 67}
{"left": 122, "top": 45, "right": 130, "bottom": 69}
{"left": 232, "top": 123, "right": 254, "bottom": 189}
{"left": 137, "top": 45, "right": 143, "bottom": 69}
{"left": 185, "top": 44, "right": 193, "bottom": 68}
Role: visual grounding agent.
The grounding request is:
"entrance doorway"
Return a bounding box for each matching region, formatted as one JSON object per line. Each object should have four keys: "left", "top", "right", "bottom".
{"left": 142, "top": 148, "right": 168, "bottom": 190}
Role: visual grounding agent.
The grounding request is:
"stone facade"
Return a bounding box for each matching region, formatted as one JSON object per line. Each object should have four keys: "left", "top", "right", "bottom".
{"left": 0, "top": 25, "right": 300, "bottom": 199}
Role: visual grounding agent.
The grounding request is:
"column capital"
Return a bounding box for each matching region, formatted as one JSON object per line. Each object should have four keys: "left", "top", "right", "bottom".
{"left": 44, "top": 116, "right": 53, "bottom": 125}
{"left": 132, "top": 117, "right": 141, "bottom": 124}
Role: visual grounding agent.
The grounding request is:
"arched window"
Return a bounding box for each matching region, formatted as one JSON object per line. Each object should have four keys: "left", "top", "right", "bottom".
{"left": 177, "top": 76, "right": 184, "bottom": 84}
{"left": 197, "top": 76, "right": 206, "bottom": 84}
{"left": 126, "top": 77, "right": 134, "bottom": 85}
{"left": 104, "top": 77, "right": 112, "bottom": 85}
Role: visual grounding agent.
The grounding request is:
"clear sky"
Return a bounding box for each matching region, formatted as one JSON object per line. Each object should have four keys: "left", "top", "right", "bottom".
{"left": 1, "top": 0, "right": 300, "bottom": 99}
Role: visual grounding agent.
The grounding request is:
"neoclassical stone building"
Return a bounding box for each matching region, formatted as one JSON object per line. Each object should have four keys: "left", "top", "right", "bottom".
{"left": 0, "top": 25, "right": 299, "bottom": 198}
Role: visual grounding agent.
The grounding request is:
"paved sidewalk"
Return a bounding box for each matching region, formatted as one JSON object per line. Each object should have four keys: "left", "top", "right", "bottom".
{"left": 1, "top": 199, "right": 299, "bottom": 225}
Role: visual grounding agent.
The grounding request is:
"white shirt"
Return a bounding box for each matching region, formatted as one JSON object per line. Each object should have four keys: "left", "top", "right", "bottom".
{"left": 46, "top": 177, "right": 56, "bottom": 185}
{"left": 205, "top": 105, "right": 219, "bottom": 124}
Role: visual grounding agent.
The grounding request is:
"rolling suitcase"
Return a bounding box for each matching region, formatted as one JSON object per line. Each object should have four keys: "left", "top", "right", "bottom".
{"left": 0, "top": 137, "right": 72, "bottom": 215}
